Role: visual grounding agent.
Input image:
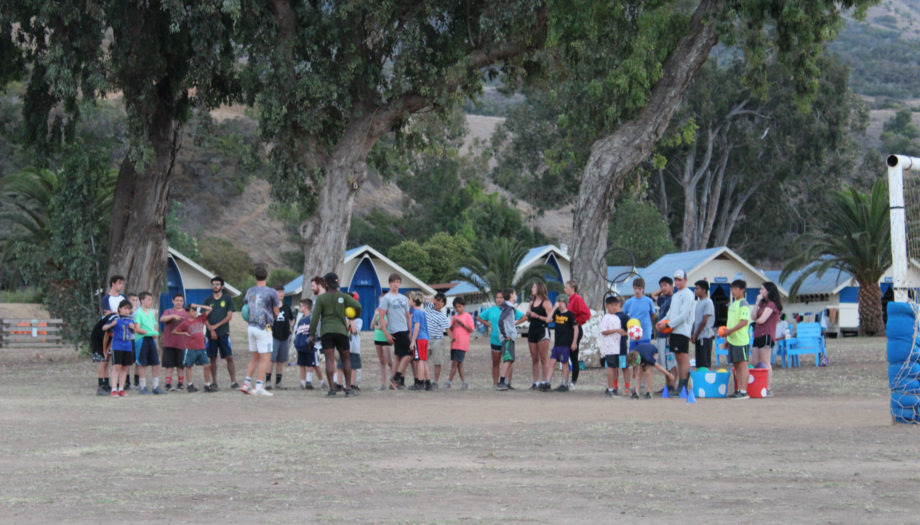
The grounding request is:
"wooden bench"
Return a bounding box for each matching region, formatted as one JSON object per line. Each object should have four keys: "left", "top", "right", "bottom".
{"left": 0, "top": 318, "right": 64, "bottom": 348}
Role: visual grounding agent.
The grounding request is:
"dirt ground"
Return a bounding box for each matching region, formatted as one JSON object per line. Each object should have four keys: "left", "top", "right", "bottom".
{"left": 1, "top": 332, "right": 917, "bottom": 524}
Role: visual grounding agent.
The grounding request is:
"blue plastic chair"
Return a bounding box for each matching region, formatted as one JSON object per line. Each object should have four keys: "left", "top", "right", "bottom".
{"left": 782, "top": 322, "right": 826, "bottom": 367}
{"left": 714, "top": 336, "right": 728, "bottom": 367}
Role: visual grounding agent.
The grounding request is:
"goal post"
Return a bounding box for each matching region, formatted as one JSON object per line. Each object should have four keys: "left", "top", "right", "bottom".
{"left": 887, "top": 154, "right": 920, "bottom": 302}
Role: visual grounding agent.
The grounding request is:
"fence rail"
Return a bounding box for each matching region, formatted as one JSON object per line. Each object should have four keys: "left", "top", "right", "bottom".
{"left": 0, "top": 318, "right": 64, "bottom": 348}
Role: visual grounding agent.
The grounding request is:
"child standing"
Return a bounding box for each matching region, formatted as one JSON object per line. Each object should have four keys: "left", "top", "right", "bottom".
{"left": 447, "top": 297, "right": 473, "bottom": 390}
{"left": 267, "top": 287, "right": 295, "bottom": 390}
{"left": 724, "top": 279, "right": 752, "bottom": 399}
{"left": 409, "top": 293, "right": 431, "bottom": 391}
{"left": 346, "top": 316, "right": 363, "bottom": 390}
{"left": 614, "top": 298, "right": 631, "bottom": 394}
{"left": 495, "top": 288, "right": 519, "bottom": 391}
{"left": 544, "top": 294, "right": 577, "bottom": 392}
{"left": 159, "top": 293, "right": 189, "bottom": 391}
{"left": 90, "top": 312, "right": 117, "bottom": 395}
{"left": 293, "top": 298, "right": 324, "bottom": 390}
{"left": 174, "top": 304, "right": 212, "bottom": 393}
{"left": 103, "top": 300, "right": 145, "bottom": 397}
{"left": 599, "top": 295, "right": 626, "bottom": 396}
{"left": 134, "top": 292, "right": 164, "bottom": 395}
{"left": 627, "top": 342, "right": 676, "bottom": 399}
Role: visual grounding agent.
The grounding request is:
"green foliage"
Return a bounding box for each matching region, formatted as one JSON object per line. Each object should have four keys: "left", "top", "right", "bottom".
{"left": 10, "top": 145, "right": 114, "bottom": 350}
{"left": 280, "top": 250, "right": 305, "bottom": 273}
{"left": 829, "top": 23, "right": 920, "bottom": 98}
{"left": 197, "top": 237, "right": 253, "bottom": 293}
{"left": 881, "top": 109, "right": 920, "bottom": 156}
{"left": 348, "top": 211, "right": 406, "bottom": 254}
{"left": 267, "top": 268, "right": 299, "bottom": 290}
{"left": 0, "top": 286, "right": 41, "bottom": 303}
{"left": 608, "top": 199, "right": 675, "bottom": 267}
{"left": 165, "top": 203, "right": 200, "bottom": 260}
{"left": 423, "top": 232, "right": 472, "bottom": 283}
{"left": 456, "top": 237, "right": 562, "bottom": 297}
{"left": 388, "top": 241, "right": 433, "bottom": 284}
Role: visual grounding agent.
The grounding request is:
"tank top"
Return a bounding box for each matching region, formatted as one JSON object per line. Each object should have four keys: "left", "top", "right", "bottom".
{"left": 528, "top": 299, "right": 548, "bottom": 337}
{"left": 754, "top": 301, "right": 780, "bottom": 339}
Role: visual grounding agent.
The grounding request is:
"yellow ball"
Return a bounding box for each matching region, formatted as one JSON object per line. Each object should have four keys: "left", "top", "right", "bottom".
{"left": 345, "top": 306, "right": 357, "bottom": 319}
{"left": 626, "top": 318, "right": 641, "bottom": 329}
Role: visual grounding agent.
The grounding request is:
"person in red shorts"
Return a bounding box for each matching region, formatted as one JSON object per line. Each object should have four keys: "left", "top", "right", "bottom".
{"left": 408, "top": 293, "right": 431, "bottom": 391}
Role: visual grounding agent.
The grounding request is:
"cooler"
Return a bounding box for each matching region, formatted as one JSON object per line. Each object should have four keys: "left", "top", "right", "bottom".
{"left": 748, "top": 368, "right": 769, "bottom": 398}
{"left": 689, "top": 369, "right": 730, "bottom": 398}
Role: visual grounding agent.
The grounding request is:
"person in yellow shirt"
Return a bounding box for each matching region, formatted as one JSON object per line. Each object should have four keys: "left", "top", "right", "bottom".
{"left": 724, "top": 279, "right": 751, "bottom": 399}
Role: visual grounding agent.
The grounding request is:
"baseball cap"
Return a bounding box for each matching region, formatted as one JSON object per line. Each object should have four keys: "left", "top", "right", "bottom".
{"left": 673, "top": 269, "right": 687, "bottom": 280}
{"left": 323, "top": 272, "right": 340, "bottom": 289}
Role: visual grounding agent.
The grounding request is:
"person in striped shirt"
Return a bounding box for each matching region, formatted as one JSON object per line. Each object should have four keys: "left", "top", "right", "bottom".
{"left": 424, "top": 293, "right": 449, "bottom": 390}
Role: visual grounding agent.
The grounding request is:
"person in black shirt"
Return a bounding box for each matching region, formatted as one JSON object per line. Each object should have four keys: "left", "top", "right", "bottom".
{"left": 543, "top": 295, "right": 578, "bottom": 392}
{"left": 266, "top": 287, "right": 295, "bottom": 390}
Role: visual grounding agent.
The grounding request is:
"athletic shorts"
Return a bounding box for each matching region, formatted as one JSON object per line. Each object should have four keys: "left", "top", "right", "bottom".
{"left": 669, "top": 334, "right": 690, "bottom": 354}
{"left": 247, "top": 325, "right": 273, "bottom": 354}
{"left": 374, "top": 339, "right": 390, "bottom": 347}
{"left": 337, "top": 353, "right": 362, "bottom": 370}
{"left": 450, "top": 349, "right": 467, "bottom": 363}
{"left": 112, "top": 350, "right": 134, "bottom": 367}
{"left": 162, "top": 346, "right": 185, "bottom": 369}
{"left": 601, "top": 355, "right": 621, "bottom": 369}
{"left": 414, "top": 339, "right": 429, "bottom": 361}
{"left": 271, "top": 338, "right": 291, "bottom": 363}
{"left": 501, "top": 340, "right": 516, "bottom": 363}
{"left": 428, "top": 338, "right": 447, "bottom": 366}
{"left": 296, "top": 348, "right": 318, "bottom": 367}
{"left": 550, "top": 345, "right": 570, "bottom": 364}
{"left": 753, "top": 335, "right": 774, "bottom": 348}
{"left": 137, "top": 338, "right": 160, "bottom": 367}
{"left": 728, "top": 344, "right": 750, "bottom": 364}
{"left": 527, "top": 326, "right": 551, "bottom": 344}
{"left": 183, "top": 349, "right": 210, "bottom": 367}
{"left": 320, "top": 333, "right": 350, "bottom": 352}
{"left": 490, "top": 343, "right": 502, "bottom": 352}
{"left": 207, "top": 334, "right": 233, "bottom": 359}
{"left": 392, "top": 331, "right": 411, "bottom": 358}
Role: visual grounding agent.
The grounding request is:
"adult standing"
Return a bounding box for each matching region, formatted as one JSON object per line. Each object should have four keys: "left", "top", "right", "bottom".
{"left": 204, "top": 276, "right": 238, "bottom": 390}
{"left": 564, "top": 281, "right": 591, "bottom": 388}
{"left": 751, "top": 282, "right": 782, "bottom": 397}
{"left": 526, "top": 281, "right": 553, "bottom": 390}
{"left": 309, "top": 272, "right": 363, "bottom": 397}
{"left": 377, "top": 273, "right": 412, "bottom": 390}
{"left": 690, "top": 280, "right": 715, "bottom": 370}
{"left": 658, "top": 270, "right": 694, "bottom": 394}
{"left": 101, "top": 275, "right": 126, "bottom": 315}
{"left": 240, "top": 265, "right": 280, "bottom": 396}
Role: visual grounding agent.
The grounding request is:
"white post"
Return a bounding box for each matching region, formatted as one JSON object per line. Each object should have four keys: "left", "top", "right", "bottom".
{"left": 887, "top": 154, "right": 920, "bottom": 302}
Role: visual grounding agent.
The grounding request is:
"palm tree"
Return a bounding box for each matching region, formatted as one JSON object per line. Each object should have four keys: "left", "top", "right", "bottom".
{"left": 781, "top": 179, "right": 890, "bottom": 335}
{"left": 455, "top": 237, "right": 563, "bottom": 300}
{"left": 0, "top": 167, "right": 58, "bottom": 256}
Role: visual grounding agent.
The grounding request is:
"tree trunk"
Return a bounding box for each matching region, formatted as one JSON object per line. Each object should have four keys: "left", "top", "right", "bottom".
{"left": 107, "top": 105, "right": 179, "bottom": 298}
{"left": 571, "top": 0, "right": 721, "bottom": 306}
{"left": 857, "top": 277, "right": 884, "bottom": 336}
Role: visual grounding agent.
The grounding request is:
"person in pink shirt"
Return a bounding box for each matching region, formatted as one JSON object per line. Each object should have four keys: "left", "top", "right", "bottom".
{"left": 447, "top": 297, "right": 474, "bottom": 390}
{"left": 174, "top": 304, "right": 213, "bottom": 393}
{"left": 159, "top": 294, "right": 190, "bottom": 390}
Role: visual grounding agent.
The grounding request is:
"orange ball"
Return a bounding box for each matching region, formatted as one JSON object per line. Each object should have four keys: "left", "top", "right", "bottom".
{"left": 718, "top": 326, "right": 727, "bottom": 337}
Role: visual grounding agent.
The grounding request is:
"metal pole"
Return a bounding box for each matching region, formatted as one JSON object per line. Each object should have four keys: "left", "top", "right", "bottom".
{"left": 887, "top": 155, "right": 920, "bottom": 302}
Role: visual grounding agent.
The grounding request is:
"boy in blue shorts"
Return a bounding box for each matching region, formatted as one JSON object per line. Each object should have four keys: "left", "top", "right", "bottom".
{"left": 544, "top": 294, "right": 577, "bottom": 392}
{"left": 293, "top": 298, "right": 324, "bottom": 389}
{"left": 103, "top": 300, "right": 146, "bottom": 397}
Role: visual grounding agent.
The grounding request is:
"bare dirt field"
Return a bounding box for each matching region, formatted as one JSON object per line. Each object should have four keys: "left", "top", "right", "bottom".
{"left": 1, "top": 332, "right": 917, "bottom": 524}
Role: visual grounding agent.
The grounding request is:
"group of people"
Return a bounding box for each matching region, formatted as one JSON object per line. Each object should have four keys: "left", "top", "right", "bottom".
{"left": 90, "top": 263, "right": 785, "bottom": 401}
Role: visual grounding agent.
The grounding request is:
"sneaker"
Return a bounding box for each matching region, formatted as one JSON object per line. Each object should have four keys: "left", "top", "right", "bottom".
{"left": 506, "top": 384, "right": 516, "bottom": 391}
{"left": 305, "top": 383, "right": 314, "bottom": 390}
{"left": 326, "top": 389, "right": 337, "bottom": 397}
{"left": 124, "top": 383, "right": 132, "bottom": 391}
{"left": 335, "top": 384, "right": 345, "bottom": 392}
{"left": 229, "top": 382, "right": 240, "bottom": 389}
{"left": 732, "top": 391, "right": 750, "bottom": 399}
{"left": 353, "top": 385, "right": 362, "bottom": 392}
{"left": 187, "top": 384, "right": 199, "bottom": 393}
{"left": 496, "top": 383, "right": 509, "bottom": 391}
{"left": 210, "top": 384, "right": 219, "bottom": 392}
{"left": 444, "top": 382, "right": 451, "bottom": 390}
{"left": 643, "top": 392, "right": 652, "bottom": 399}
{"left": 240, "top": 383, "right": 253, "bottom": 395}
{"left": 97, "top": 386, "right": 108, "bottom": 396}
{"left": 320, "top": 381, "right": 329, "bottom": 390}
{"left": 530, "top": 383, "right": 538, "bottom": 390}
{"left": 253, "top": 388, "right": 274, "bottom": 397}
{"left": 110, "top": 390, "right": 119, "bottom": 397}
{"left": 538, "top": 383, "right": 551, "bottom": 392}
{"left": 605, "top": 389, "right": 614, "bottom": 397}
{"left": 555, "top": 384, "right": 569, "bottom": 392}
{"left": 203, "top": 384, "right": 213, "bottom": 393}
{"left": 425, "top": 383, "right": 432, "bottom": 391}
{"left": 461, "top": 382, "right": 469, "bottom": 390}
{"left": 611, "top": 388, "right": 619, "bottom": 396}
{"left": 431, "top": 382, "right": 439, "bottom": 391}
{"left": 118, "top": 390, "right": 126, "bottom": 397}
{"left": 265, "top": 384, "right": 273, "bottom": 391}
{"left": 631, "top": 392, "right": 640, "bottom": 399}
{"left": 389, "top": 376, "right": 400, "bottom": 390}
{"left": 139, "top": 387, "right": 152, "bottom": 395}
{"left": 408, "top": 384, "right": 421, "bottom": 391}
{"left": 176, "top": 382, "right": 184, "bottom": 390}
{"left": 568, "top": 382, "right": 575, "bottom": 390}
{"left": 345, "top": 388, "right": 358, "bottom": 397}
{"left": 655, "top": 387, "right": 665, "bottom": 395}
{"left": 152, "top": 386, "right": 166, "bottom": 395}
{"left": 165, "top": 383, "right": 173, "bottom": 391}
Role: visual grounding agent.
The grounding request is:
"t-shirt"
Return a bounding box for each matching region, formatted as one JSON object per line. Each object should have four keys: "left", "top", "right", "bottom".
{"left": 656, "top": 294, "right": 672, "bottom": 336}
{"left": 378, "top": 292, "right": 410, "bottom": 333}
{"left": 636, "top": 342, "right": 657, "bottom": 365}
{"left": 411, "top": 308, "right": 429, "bottom": 341}
{"left": 726, "top": 298, "right": 751, "bottom": 346}
{"left": 203, "top": 293, "right": 235, "bottom": 336}
{"left": 293, "top": 317, "right": 311, "bottom": 352}
{"left": 110, "top": 316, "right": 135, "bottom": 352}
{"left": 753, "top": 300, "right": 780, "bottom": 339}
{"left": 244, "top": 285, "right": 280, "bottom": 328}
{"left": 349, "top": 318, "right": 363, "bottom": 354}
{"left": 694, "top": 297, "right": 715, "bottom": 339}
{"left": 425, "top": 301, "right": 449, "bottom": 339}
{"left": 553, "top": 310, "right": 577, "bottom": 348}
{"left": 480, "top": 304, "right": 523, "bottom": 346}
{"left": 600, "top": 313, "right": 621, "bottom": 356}
{"left": 272, "top": 303, "right": 295, "bottom": 341}
{"left": 623, "top": 295, "right": 655, "bottom": 342}
{"left": 176, "top": 313, "right": 209, "bottom": 351}
{"left": 161, "top": 308, "right": 189, "bottom": 349}
{"left": 615, "top": 311, "right": 630, "bottom": 354}
{"left": 133, "top": 307, "right": 158, "bottom": 338}
{"left": 450, "top": 312, "right": 474, "bottom": 351}
{"left": 101, "top": 294, "right": 125, "bottom": 314}
{"left": 309, "top": 291, "right": 362, "bottom": 337}
{"left": 90, "top": 314, "right": 117, "bottom": 355}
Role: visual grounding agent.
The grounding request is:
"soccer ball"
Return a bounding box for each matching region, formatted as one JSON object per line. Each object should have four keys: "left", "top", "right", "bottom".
{"left": 241, "top": 304, "right": 250, "bottom": 322}
{"left": 628, "top": 324, "right": 643, "bottom": 341}
{"left": 345, "top": 306, "right": 357, "bottom": 319}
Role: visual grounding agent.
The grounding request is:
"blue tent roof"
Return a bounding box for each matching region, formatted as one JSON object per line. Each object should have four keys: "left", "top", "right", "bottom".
{"left": 284, "top": 274, "right": 305, "bottom": 296}
{"left": 762, "top": 268, "right": 852, "bottom": 296}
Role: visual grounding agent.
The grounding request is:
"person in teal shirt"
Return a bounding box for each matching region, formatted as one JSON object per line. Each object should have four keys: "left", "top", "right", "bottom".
{"left": 478, "top": 290, "right": 523, "bottom": 388}
{"left": 133, "top": 292, "right": 164, "bottom": 395}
